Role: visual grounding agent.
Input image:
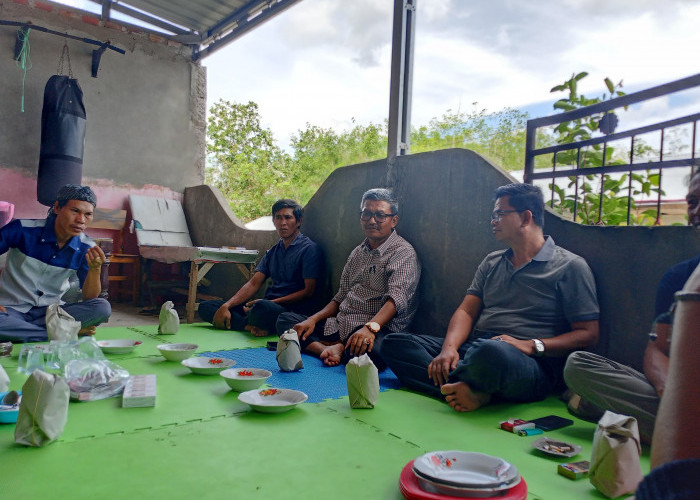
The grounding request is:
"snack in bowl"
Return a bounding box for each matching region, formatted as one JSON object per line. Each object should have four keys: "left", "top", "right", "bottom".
{"left": 220, "top": 367, "right": 271, "bottom": 392}
{"left": 181, "top": 356, "right": 235, "bottom": 375}
{"left": 238, "top": 387, "right": 308, "bottom": 413}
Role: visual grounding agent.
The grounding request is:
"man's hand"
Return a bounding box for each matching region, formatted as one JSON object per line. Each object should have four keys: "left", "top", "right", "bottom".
{"left": 492, "top": 334, "right": 533, "bottom": 355}
{"left": 293, "top": 318, "right": 317, "bottom": 341}
{"left": 0, "top": 305, "right": 6, "bottom": 313}
{"left": 85, "top": 245, "right": 106, "bottom": 271}
{"left": 243, "top": 298, "right": 260, "bottom": 314}
{"left": 346, "top": 327, "right": 374, "bottom": 356}
{"left": 428, "top": 348, "right": 461, "bottom": 386}
{"left": 212, "top": 305, "right": 231, "bottom": 330}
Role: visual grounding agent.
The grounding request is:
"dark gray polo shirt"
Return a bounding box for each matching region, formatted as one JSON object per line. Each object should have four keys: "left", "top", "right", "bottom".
{"left": 466, "top": 236, "right": 599, "bottom": 340}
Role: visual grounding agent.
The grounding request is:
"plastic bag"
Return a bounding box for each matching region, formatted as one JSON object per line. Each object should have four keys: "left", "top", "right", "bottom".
{"left": 46, "top": 303, "right": 80, "bottom": 341}
{"left": 158, "top": 301, "right": 179, "bottom": 334}
{"left": 277, "top": 329, "right": 303, "bottom": 372}
{"left": 14, "top": 370, "right": 69, "bottom": 447}
{"left": 64, "top": 359, "right": 130, "bottom": 402}
{"left": 0, "top": 364, "right": 9, "bottom": 392}
{"left": 589, "top": 411, "right": 644, "bottom": 498}
{"left": 346, "top": 354, "right": 379, "bottom": 409}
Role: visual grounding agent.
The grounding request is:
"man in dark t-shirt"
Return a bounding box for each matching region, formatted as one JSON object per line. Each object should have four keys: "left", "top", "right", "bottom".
{"left": 199, "top": 199, "right": 322, "bottom": 337}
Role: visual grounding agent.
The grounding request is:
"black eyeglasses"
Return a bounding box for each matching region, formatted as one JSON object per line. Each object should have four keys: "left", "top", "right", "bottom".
{"left": 491, "top": 209, "right": 523, "bottom": 221}
{"left": 360, "top": 210, "right": 396, "bottom": 223}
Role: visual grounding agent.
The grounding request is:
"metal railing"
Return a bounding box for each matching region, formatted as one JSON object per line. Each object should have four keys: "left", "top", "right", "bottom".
{"left": 524, "top": 73, "right": 700, "bottom": 224}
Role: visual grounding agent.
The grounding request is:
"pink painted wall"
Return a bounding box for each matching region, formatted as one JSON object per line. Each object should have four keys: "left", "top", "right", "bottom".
{"left": 0, "top": 167, "right": 182, "bottom": 254}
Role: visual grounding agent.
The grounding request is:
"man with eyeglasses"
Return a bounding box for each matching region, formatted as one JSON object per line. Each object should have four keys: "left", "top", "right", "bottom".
{"left": 276, "top": 188, "right": 421, "bottom": 368}
{"left": 383, "top": 183, "right": 599, "bottom": 412}
{"left": 199, "top": 199, "right": 322, "bottom": 337}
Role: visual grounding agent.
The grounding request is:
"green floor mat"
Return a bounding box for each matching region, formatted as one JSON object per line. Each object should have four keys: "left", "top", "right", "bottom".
{"left": 97, "top": 322, "right": 272, "bottom": 352}
{"left": 0, "top": 338, "right": 649, "bottom": 499}
{"left": 318, "top": 390, "right": 649, "bottom": 498}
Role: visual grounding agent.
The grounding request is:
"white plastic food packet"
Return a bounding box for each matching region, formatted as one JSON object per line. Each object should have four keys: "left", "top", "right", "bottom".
{"left": 158, "top": 301, "right": 179, "bottom": 334}
{"left": 45, "top": 303, "right": 80, "bottom": 341}
{"left": 346, "top": 354, "right": 379, "bottom": 409}
{"left": 276, "top": 330, "right": 303, "bottom": 372}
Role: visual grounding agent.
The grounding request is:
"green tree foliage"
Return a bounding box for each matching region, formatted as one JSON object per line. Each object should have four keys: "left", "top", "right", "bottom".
{"left": 546, "top": 73, "right": 662, "bottom": 225}
{"left": 411, "top": 105, "right": 528, "bottom": 170}
{"left": 205, "top": 101, "right": 528, "bottom": 222}
{"left": 286, "top": 121, "right": 386, "bottom": 203}
{"left": 206, "top": 100, "right": 289, "bottom": 221}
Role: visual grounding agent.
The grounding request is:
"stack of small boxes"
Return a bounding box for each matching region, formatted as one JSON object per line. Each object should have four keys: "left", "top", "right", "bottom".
{"left": 122, "top": 374, "right": 157, "bottom": 408}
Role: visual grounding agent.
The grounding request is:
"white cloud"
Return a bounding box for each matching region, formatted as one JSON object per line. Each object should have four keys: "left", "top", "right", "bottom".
{"left": 203, "top": 0, "right": 700, "bottom": 150}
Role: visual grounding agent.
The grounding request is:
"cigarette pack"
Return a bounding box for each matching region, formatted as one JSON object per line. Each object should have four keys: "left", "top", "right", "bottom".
{"left": 500, "top": 418, "right": 534, "bottom": 433}
{"left": 557, "top": 460, "right": 590, "bottom": 480}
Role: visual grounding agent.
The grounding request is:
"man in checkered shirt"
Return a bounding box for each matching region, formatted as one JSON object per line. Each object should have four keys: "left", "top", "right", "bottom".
{"left": 276, "top": 188, "right": 421, "bottom": 368}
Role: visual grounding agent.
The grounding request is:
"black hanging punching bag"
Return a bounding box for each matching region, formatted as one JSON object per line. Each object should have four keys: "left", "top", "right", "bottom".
{"left": 37, "top": 75, "right": 86, "bottom": 206}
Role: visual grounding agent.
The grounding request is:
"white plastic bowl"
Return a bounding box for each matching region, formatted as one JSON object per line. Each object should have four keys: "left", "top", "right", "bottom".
{"left": 157, "top": 343, "right": 198, "bottom": 361}
{"left": 97, "top": 339, "right": 142, "bottom": 355}
{"left": 220, "top": 367, "right": 272, "bottom": 392}
{"left": 181, "top": 356, "right": 235, "bottom": 375}
{"left": 238, "top": 388, "right": 308, "bottom": 413}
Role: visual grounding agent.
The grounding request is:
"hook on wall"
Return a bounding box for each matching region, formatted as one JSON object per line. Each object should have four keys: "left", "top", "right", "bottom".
{"left": 91, "top": 41, "right": 110, "bottom": 78}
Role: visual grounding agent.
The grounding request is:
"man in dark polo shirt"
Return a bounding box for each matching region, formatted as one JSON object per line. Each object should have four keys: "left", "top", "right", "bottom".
{"left": 199, "top": 199, "right": 322, "bottom": 337}
{"left": 383, "top": 183, "right": 599, "bottom": 412}
{"left": 0, "top": 184, "right": 111, "bottom": 342}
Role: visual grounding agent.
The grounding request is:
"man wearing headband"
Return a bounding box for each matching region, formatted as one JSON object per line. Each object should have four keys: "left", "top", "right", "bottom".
{"left": 0, "top": 184, "right": 111, "bottom": 342}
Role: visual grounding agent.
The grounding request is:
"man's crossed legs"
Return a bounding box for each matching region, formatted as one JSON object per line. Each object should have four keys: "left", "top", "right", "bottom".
{"left": 382, "top": 333, "right": 554, "bottom": 411}
{"left": 0, "top": 298, "right": 111, "bottom": 343}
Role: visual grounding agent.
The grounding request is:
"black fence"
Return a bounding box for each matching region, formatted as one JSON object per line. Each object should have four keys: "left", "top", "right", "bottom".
{"left": 524, "top": 74, "right": 700, "bottom": 225}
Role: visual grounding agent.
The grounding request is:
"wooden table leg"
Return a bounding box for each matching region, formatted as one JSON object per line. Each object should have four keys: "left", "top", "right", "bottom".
{"left": 186, "top": 261, "right": 198, "bottom": 323}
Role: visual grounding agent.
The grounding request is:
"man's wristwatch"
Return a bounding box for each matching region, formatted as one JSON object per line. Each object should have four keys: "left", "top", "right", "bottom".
{"left": 365, "top": 322, "right": 381, "bottom": 334}
{"left": 532, "top": 338, "right": 545, "bottom": 357}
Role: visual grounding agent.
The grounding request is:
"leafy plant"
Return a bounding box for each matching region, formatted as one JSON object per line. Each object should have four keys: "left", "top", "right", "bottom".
{"left": 546, "top": 73, "right": 663, "bottom": 225}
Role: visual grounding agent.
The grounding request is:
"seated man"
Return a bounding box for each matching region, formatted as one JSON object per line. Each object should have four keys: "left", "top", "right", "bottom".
{"left": 383, "top": 183, "right": 599, "bottom": 412}
{"left": 564, "top": 169, "right": 700, "bottom": 444}
{"left": 276, "top": 188, "right": 421, "bottom": 368}
{"left": 0, "top": 184, "right": 111, "bottom": 342}
{"left": 199, "top": 199, "right": 322, "bottom": 337}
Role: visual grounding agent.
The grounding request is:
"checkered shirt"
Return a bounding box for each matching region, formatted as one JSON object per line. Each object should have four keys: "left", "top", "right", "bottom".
{"left": 324, "top": 230, "right": 421, "bottom": 341}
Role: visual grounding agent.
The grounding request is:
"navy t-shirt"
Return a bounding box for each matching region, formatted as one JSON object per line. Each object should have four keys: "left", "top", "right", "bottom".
{"left": 654, "top": 254, "right": 700, "bottom": 317}
{"left": 256, "top": 233, "right": 322, "bottom": 303}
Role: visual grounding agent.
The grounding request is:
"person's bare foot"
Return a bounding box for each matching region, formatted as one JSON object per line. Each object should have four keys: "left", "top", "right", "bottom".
{"left": 320, "top": 343, "right": 344, "bottom": 367}
{"left": 440, "top": 382, "right": 491, "bottom": 412}
{"left": 248, "top": 326, "right": 269, "bottom": 337}
{"left": 78, "top": 326, "right": 96, "bottom": 336}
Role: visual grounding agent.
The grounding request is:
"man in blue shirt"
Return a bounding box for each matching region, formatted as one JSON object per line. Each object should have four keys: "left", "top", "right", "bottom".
{"left": 0, "top": 184, "right": 111, "bottom": 342}
{"left": 198, "top": 199, "right": 322, "bottom": 337}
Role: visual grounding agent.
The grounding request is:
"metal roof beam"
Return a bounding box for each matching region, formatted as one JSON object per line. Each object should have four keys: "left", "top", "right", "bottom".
{"left": 88, "top": 0, "right": 191, "bottom": 36}
{"left": 387, "top": 0, "right": 416, "bottom": 159}
{"left": 194, "top": 0, "right": 302, "bottom": 60}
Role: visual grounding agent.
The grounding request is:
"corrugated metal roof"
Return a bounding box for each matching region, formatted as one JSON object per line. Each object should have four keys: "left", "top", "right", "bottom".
{"left": 93, "top": 0, "right": 303, "bottom": 60}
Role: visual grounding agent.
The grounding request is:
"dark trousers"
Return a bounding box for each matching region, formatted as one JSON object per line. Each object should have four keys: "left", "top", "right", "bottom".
{"left": 382, "top": 333, "right": 557, "bottom": 400}
{"left": 0, "top": 298, "right": 112, "bottom": 343}
{"left": 198, "top": 299, "right": 287, "bottom": 334}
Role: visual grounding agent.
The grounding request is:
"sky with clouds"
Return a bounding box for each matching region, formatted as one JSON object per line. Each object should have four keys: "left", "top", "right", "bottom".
{"left": 203, "top": 0, "right": 700, "bottom": 150}
{"left": 55, "top": 0, "right": 699, "bottom": 152}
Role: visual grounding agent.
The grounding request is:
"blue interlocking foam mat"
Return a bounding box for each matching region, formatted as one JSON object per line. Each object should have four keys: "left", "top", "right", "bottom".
{"left": 200, "top": 347, "right": 401, "bottom": 403}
